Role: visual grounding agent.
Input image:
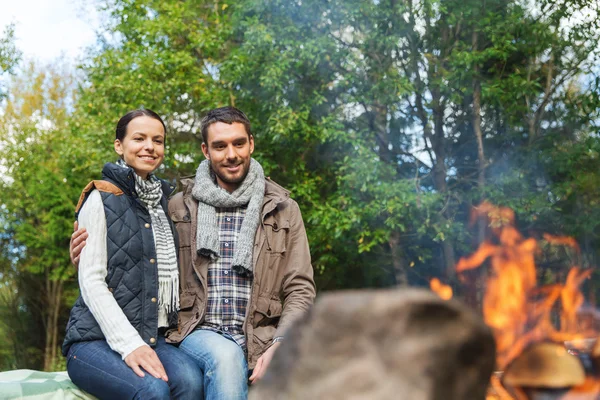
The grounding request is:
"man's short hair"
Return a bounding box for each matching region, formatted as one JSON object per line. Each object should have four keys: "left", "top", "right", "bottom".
{"left": 200, "top": 106, "right": 252, "bottom": 143}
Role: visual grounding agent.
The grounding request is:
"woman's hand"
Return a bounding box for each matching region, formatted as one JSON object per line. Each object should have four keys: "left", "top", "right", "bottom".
{"left": 125, "top": 345, "right": 169, "bottom": 382}
{"left": 70, "top": 221, "right": 88, "bottom": 267}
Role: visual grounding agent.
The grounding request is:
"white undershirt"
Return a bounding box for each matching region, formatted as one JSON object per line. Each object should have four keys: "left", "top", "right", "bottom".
{"left": 78, "top": 190, "right": 148, "bottom": 359}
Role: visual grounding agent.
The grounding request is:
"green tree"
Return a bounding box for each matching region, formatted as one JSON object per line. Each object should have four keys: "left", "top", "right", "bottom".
{"left": 224, "top": 0, "right": 600, "bottom": 290}
{"left": 0, "top": 23, "right": 21, "bottom": 99}
{"left": 0, "top": 62, "right": 83, "bottom": 370}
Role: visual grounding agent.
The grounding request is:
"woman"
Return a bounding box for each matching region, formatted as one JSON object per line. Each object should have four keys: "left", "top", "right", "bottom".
{"left": 62, "top": 109, "right": 202, "bottom": 400}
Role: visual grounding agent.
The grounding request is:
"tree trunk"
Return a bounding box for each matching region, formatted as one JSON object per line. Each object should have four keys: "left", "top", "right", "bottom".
{"left": 43, "top": 277, "right": 63, "bottom": 371}
{"left": 472, "top": 18, "right": 486, "bottom": 245}
{"left": 406, "top": 0, "right": 455, "bottom": 278}
{"left": 389, "top": 231, "right": 408, "bottom": 286}
{"left": 431, "top": 95, "right": 456, "bottom": 278}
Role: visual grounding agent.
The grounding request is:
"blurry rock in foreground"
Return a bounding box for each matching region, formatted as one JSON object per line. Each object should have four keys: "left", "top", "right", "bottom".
{"left": 250, "top": 288, "right": 496, "bottom": 400}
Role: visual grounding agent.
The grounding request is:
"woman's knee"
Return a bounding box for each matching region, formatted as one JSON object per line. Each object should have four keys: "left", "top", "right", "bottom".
{"left": 169, "top": 367, "right": 204, "bottom": 399}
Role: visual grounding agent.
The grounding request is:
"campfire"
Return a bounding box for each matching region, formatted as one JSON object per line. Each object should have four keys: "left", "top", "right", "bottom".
{"left": 430, "top": 202, "right": 600, "bottom": 399}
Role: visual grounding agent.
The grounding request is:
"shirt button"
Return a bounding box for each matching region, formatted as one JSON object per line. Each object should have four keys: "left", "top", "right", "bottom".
{"left": 226, "top": 217, "right": 231, "bottom": 222}
{"left": 224, "top": 271, "right": 229, "bottom": 275}
{"left": 150, "top": 258, "right": 156, "bottom": 264}
{"left": 149, "top": 337, "right": 156, "bottom": 344}
{"left": 224, "top": 299, "right": 229, "bottom": 304}
{"left": 224, "top": 327, "right": 229, "bottom": 331}
{"left": 145, "top": 223, "right": 150, "bottom": 228}
{"left": 224, "top": 243, "right": 229, "bottom": 247}
{"left": 151, "top": 297, "right": 157, "bottom": 303}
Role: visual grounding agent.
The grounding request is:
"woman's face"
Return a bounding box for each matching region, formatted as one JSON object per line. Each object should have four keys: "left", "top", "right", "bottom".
{"left": 114, "top": 116, "right": 165, "bottom": 179}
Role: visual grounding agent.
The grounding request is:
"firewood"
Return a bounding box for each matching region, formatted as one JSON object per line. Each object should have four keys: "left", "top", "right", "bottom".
{"left": 503, "top": 342, "right": 585, "bottom": 389}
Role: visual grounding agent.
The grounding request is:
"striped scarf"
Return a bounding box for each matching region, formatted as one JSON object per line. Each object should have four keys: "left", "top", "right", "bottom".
{"left": 116, "top": 160, "right": 179, "bottom": 324}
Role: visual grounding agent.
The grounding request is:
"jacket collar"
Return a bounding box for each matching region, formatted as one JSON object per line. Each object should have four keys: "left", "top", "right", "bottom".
{"left": 262, "top": 178, "right": 290, "bottom": 217}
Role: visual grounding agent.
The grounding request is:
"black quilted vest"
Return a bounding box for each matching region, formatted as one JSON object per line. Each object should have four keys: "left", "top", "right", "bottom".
{"left": 62, "top": 162, "right": 176, "bottom": 356}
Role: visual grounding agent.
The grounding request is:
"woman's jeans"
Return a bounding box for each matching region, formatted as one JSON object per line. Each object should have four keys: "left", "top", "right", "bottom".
{"left": 179, "top": 329, "right": 248, "bottom": 400}
{"left": 67, "top": 336, "right": 203, "bottom": 400}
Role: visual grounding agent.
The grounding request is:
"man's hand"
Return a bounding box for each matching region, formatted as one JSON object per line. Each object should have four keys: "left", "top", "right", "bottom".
{"left": 249, "top": 341, "right": 281, "bottom": 384}
{"left": 125, "top": 345, "right": 169, "bottom": 381}
{"left": 70, "top": 221, "right": 88, "bottom": 267}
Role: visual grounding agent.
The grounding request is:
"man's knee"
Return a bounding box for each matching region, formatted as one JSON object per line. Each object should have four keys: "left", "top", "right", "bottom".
{"left": 212, "top": 343, "right": 246, "bottom": 371}
{"left": 133, "top": 377, "right": 170, "bottom": 400}
{"left": 206, "top": 345, "right": 248, "bottom": 398}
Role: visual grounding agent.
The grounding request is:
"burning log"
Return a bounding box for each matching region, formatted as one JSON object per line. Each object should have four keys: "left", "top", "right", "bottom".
{"left": 502, "top": 342, "right": 585, "bottom": 389}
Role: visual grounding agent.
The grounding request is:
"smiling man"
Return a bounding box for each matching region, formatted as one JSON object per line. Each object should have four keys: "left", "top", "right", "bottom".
{"left": 163, "top": 106, "right": 316, "bottom": 399}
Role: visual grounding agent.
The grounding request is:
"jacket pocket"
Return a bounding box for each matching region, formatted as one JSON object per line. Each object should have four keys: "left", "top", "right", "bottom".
{"left": 263, "top": 218, "right": 289, "bottom": 256}
{"left": 253, "top": 325, "right": 277, "bottom": 355}
{"left": 177, "top": 291, "right": 200, "bottom": 330}
{"left": 180, "top": 292, "right": 195, "bottom": 309}
{"left": 169, "top": 208, "right": 192, "bottom": 248}
{"left": 253, "top": 295, "right": 283, "bottom": 327}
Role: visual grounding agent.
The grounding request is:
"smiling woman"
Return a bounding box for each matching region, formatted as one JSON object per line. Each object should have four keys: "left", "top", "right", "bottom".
{"left": 61, "top": 109, "right": 203, "bottom": 400}
{"left": 114, "top": 110, "right": 166, "bottom": 179}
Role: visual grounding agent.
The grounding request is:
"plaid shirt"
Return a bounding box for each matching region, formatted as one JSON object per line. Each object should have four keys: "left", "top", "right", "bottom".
{"left": 198, "top": 206, "right": 253, "bottom": 349}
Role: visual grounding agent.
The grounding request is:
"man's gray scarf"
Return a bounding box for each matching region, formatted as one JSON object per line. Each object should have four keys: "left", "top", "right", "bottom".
{"left": 192, "top": 158, "right": 265, "bottom": 277}
{"left": 116, "top": 160, "right": 179, "bottom": 322}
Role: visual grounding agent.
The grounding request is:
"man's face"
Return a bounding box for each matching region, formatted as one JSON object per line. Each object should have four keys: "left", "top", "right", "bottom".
{"left": 202, "top": 121, "right": 254, "bottom": 193}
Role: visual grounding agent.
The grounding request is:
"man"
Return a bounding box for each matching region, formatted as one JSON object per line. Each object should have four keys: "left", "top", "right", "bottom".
{"left": 70, "top": 106, "right": 316, "bottom": 399}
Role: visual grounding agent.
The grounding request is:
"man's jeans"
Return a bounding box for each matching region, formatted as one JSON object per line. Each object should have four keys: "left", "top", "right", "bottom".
{"left": 179, "top": 329, "right": 248, "bottom": 400}
{"left": 67, "top": 336, "right": 203, "bottom": 400}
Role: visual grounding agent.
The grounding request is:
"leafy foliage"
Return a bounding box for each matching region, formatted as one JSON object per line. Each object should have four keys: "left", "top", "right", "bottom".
{"left": 0, "top": 62, "right": 83, "bottom": 370}
{"left": 0, "top": 23, "right": 21, "bottom": 99}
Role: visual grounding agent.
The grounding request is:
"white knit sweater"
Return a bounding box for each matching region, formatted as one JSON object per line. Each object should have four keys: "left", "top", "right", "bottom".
{"left": 78, "top": 190, "right": 166, "bottom": 359}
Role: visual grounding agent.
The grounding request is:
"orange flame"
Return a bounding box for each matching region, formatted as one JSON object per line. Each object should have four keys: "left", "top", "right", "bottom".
{"left": 430, "top": 278, "right": 453, "bottom": 300}
{"left": 543, "top": 233, "right": 580, "bottom": 251}
{"left": 457, "top": 202, "right": 594, "bottom": 370}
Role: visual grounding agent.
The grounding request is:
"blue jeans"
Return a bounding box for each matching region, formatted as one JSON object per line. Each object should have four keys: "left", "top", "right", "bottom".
{"left": 67, "top": 336, "right": 203, "bottom": 400}
{"left": 179, "top": 329, "right": 248, "bottom": 400}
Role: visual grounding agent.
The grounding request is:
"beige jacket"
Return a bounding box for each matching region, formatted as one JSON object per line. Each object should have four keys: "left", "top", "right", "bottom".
{"left": 165, "top": 177, "right": 316, "bottom": 369}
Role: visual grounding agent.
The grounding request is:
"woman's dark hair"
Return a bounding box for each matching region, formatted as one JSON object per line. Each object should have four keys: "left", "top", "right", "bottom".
{"left": 115, "top": 109, "right": 167, "bottom": 141}
{"left": 200, "top": 106, "right": 252, "bottom": 143}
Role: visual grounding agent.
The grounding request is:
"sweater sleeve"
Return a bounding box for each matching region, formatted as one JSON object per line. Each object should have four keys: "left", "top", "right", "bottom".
{"left": 78, "top": 189, "right": 148, "bottom": 359}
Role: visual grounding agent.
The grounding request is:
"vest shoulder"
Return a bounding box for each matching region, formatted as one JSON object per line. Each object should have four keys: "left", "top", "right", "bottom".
{"left": 75, "top": 180, "right": 124, "bottom": 214}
